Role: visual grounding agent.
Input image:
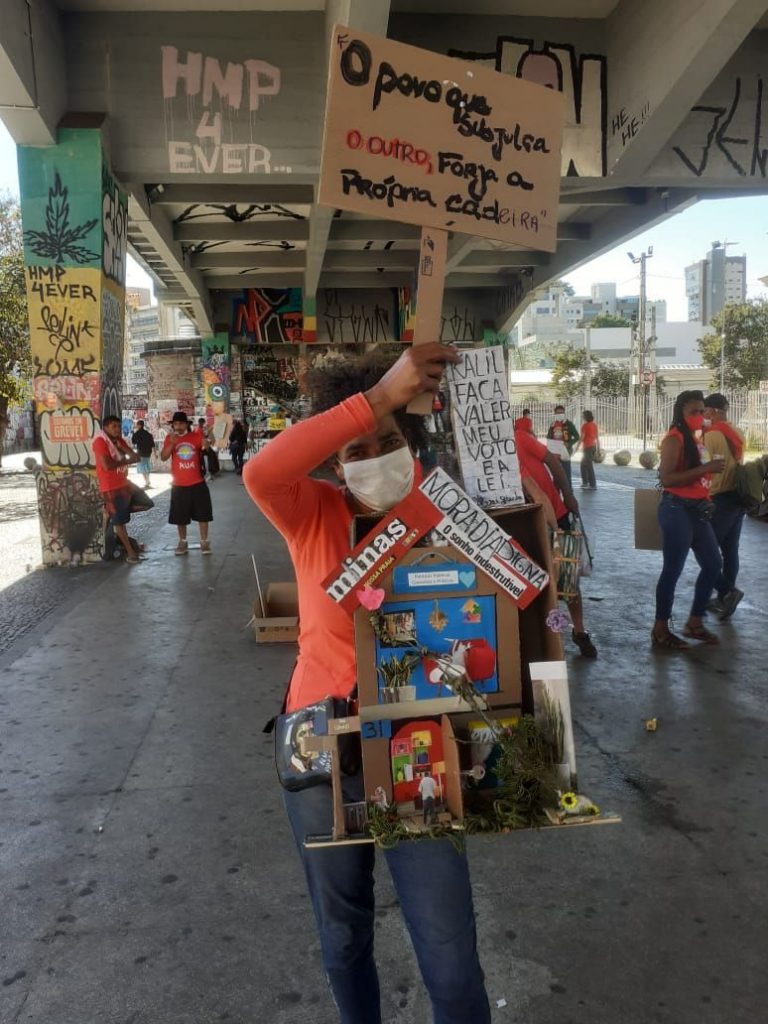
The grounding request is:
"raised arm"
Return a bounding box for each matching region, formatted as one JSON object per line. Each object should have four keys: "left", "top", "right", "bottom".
{"left": 243, "top": 343, "right": 460, "bottom": 535}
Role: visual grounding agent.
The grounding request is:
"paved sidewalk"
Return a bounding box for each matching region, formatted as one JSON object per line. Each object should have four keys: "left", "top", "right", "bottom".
{"left": 1, "top": 470, "right": 766, "bottom": 1024}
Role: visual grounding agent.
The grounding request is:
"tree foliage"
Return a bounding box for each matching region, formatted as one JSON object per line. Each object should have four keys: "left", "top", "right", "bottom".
{"left": 549, "top": 345, "right": 590, "bottom": 400}
{"left": 0, "top": 193, "right": 31, "bottom": 459}
{"left": 552, "top": 278, "right": 575, "bottom": 297}
{"left": 582, "top": 313, "right": 632, "bottom": 329}
{"left": 699, "top": 300, "right": 768, "bottom": 390}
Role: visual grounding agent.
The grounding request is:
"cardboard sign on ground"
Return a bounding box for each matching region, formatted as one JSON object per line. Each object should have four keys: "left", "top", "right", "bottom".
{"left": 446, "top": 345, "right": 524, "bottom": 508}
{"left": 252, "top": 582, "right": 299, "bottom": 643}
{"left": 319, "top": 25, "right": 565, "bottom": 251}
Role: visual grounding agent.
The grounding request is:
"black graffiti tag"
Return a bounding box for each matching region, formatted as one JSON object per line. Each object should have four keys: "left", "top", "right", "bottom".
{"left": 39, "top": 305, "right": 97, "bottom": 362}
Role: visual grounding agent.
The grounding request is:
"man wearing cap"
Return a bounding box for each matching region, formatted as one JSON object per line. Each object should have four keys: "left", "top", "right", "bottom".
{"left": 703, "top": 393, "right": 746, "bottom": 619}
{"left": 161, "top": 412, "right": 214, "bottom": 556}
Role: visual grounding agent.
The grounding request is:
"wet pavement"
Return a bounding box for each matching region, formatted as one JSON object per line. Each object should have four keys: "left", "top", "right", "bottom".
{"left": 0, "top": 466, "right": 766, "bottom": 1024}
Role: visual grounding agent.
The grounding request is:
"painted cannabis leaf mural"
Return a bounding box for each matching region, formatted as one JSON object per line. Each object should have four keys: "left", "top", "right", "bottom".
{"left": 23, "top": 172, "right": 99, "bottom": 264}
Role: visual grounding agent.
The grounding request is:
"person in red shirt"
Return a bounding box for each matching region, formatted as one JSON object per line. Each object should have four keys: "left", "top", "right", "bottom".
{"left": 515, "top": 425, "right": 598, "bottom": 658}
{"left": 574, "top": 411, "right": 600, "bottom": 489}
{"left": 653, "top": 391, "right": 724, "bottom": 649}
{"left": 244, "top": 344, "right": 491, "bottom": 1024}
{"left": 161, "top": 411, "right": 213, "bottom": 556}
{"left": 92, "top": 415, "right": 148, "bottom": 564}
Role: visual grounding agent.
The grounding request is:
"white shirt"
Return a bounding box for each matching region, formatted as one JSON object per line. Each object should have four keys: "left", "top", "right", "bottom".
{"left": 418, "top": 776, "right": 438, "bottom": 800}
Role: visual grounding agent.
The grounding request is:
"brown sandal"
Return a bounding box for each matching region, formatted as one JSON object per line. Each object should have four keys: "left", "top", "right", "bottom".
{"left": 651, "top": 630, "right": 690, "bottom": 650}
{"left": 682, "top": 624, "right": 720, "bottom": 645}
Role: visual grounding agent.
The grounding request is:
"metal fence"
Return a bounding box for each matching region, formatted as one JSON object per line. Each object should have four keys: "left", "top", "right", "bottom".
{"left": 512, "top": 391, "right": 767, "bottom": 452}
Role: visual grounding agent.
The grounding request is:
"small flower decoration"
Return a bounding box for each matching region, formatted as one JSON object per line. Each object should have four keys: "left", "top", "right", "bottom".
{"left": 559, "top": 791, "right": 579, "bottom": 811}
{"left": 546, "top": 608, "right": 571, "bottom": 634}
{"left": 357, "top": 585, "right": 386, "bottom": 611}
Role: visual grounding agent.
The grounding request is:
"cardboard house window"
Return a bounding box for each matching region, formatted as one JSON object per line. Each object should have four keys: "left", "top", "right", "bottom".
{"left": 374, "top": 595, "right": 499, "bottom": 705}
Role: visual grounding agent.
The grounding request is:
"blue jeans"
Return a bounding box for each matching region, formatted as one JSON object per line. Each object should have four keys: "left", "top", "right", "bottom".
{"left": 283, "top": 773, "right": 490, "bottom": 1024}
{"left": 655, "top": 493, "right": 722, "bottom": 621}
{"left": 712, "top": 490, "right": 745, "bottom": 597}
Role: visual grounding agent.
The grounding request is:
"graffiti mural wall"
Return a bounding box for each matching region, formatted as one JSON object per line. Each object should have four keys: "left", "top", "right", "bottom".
{"left": 19, "top": 128, "right": 127, "bottom": 564}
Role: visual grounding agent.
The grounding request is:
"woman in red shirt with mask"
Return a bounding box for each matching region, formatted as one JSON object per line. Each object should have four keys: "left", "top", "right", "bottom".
{"left": 652, "top": 390, "right": 725, "bottom": 649}
{"left": 244, "top": 344, "right": 490, "bottom": 1024}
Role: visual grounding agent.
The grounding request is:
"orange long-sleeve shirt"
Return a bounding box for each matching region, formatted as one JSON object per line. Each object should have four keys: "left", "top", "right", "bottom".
{"left": 243, "top": 393, "right": 378, "bottom": 711}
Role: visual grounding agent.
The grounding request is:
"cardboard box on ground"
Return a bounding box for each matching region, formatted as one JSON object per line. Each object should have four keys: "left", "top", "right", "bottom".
{"left": 252, "top": 582, "right": 299, "bottom": 644}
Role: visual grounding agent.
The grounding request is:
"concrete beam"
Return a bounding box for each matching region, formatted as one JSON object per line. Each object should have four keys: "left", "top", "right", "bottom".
{"left": 207, "top": 273, "right": 304, "bottom": 290}
{"left": 495, "top": 188, "right": 699, "bottom": 334}
{"left": 304, "top": 1, "right": 392, "bottom": 297}
{"left": 445, "top": 235, "right": 477, "bottom": 274}
{"left": 559, "top": 188, "right": 647, "bottom": 206}
{"left": 151, "top": 184, "right": 315, "bottom": 206}
{"left": 193, "top": 251, "right": 306, "bottom": 270}
{"left": 128, "top": 187, "right": 214, "bottom": 335}
{"left": 462, "top": 251, "right": 550, "bottom": 269}
{"left": 329, "top": 220, "right": 420, "bottom": 242}
{"left": 175, "top": 222, "right": 309, "bottom": 243}
{"left": 605, "top": 0, "right": 766, "bottom": 177}
{"left": 0, "top": 0, "right": 66, "bottom": 144}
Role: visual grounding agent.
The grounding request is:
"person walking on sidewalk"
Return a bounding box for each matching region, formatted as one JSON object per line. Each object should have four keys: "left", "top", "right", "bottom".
{"left": 703, "top": 393, "right": 746, "bottom": 620}
{"left": 161, "top": 412, "right": 213, "bottom": 556}
{"left": 92, "top": 416, "right": 152, "bottom": 564}
{"left": 546, "top": 404, "right": 579, "bottom": 484}
{"left": 228, "top": 418, "right": 247, "bottom": 475}
{"left": 244, "top": 343, "right": 491, "bottom": 1024}
{"left": 652, "top": 391, "right": 724, "bottom": 650}
{"left": 197, "top": 417, "right": 220, "bottom": 479}
{"left": 131, "top": 419, "right": 155, "bottom": 489}
{"left": 575, "top": 411, "right": 600, "bottom": 490}
{"left": 514, "top": 422, "right": 598, "bottom": 659}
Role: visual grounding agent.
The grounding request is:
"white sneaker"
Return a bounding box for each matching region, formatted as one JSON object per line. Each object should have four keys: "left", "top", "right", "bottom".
{"left": 175, "top": 541, "right": 189, "bottom": 556}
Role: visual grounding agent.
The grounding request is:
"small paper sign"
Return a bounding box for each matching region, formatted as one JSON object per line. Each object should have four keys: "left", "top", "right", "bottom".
{"left": 392, "top": 564, "right": 477, "bottom": 594}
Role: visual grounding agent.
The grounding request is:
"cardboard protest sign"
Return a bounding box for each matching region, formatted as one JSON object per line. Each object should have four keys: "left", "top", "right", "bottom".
{"left": 319, "top": 25, "right": 565, "bottom": 251}
{"left": 446, "top": 345, "right": 524, "bottom": 508}
{"left": 323, "top": 468, "right": 548, "bottom": 613}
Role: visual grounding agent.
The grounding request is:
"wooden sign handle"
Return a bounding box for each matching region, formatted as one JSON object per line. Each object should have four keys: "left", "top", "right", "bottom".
{"left": 407, "top": 227, "right": 448, "bottom": 415}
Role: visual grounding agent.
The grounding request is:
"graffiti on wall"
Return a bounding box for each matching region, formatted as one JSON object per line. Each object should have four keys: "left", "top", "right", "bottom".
{"left": 397, "top": 287, "right": 417, "bottom": 342}
{"left": 39, "top": 407, "right": 98, "bottom": 469}
{"left": 102, "top": 163, "right": 128, "bottom": 285}
{"left": 201, "top": 334, "right": 231, "bottom": 411}
{"left": 21, "top": 173, "right": 100, "bottom": 268}
{"left": 101, "top": 285, "right": 124, "bottom": 420}
{"left": 145, "top": 352, "right": 197, "bottom": 418}
{"left": 232, "top": 287, "right": 303, "bottom": 343}
{"left": 320, "top": 290, "right": 393, "bottom": 345}
{"left": 161, "top": 45, "right": 284, "bottom": 175}
{"left": 242, "top": 351, "right": 299, "bottom": 406}
{"left": 35, "top": 468, "right": 103, "bottom": 563}
{"left": 670, "top": 76, "right": 768, "bottom": 179}
{"left": 448, "top": 38, "right": 606, "bottom": 178}
{"left": 25, "top": 265, "right": 100, "bottom": 376}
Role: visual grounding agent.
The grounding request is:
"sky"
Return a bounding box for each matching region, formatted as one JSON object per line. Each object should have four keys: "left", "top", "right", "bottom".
{"left": 1, "top": 119, "right": 766, "bottom": 319}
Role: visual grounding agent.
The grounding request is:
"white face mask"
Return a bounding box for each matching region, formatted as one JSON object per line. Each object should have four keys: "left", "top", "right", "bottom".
{"left": 342, "top": 446, "right": 414, "bottom": 512}
{"left": 703, "top": 418, "right": 712, "bottom": 428}
{"left": 554, "top": 414, "right": 565, "bottom": 422}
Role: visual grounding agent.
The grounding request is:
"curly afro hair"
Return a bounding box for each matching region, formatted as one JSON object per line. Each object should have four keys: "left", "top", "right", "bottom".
{"left": 305, "top": 347, "right": 430, "bottom": 455}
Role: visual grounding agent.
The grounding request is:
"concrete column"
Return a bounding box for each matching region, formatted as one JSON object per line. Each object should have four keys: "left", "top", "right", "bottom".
{"left": 18, "top": 127, "right": 127, "bottom": 565}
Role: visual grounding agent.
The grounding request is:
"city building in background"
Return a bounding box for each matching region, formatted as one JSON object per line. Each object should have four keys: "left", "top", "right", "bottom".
{"left": 123, "top": 298, "right": 197, "bottom": 398}
{"left": 515, "top": 282, "right": 667, "bottom": 342}
{"left": 685, "top": 241, "right": 747, "bottom": 324}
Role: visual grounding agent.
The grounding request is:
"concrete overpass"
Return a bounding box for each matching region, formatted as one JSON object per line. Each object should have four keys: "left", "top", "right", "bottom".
{"left": 3, "top": 0, "right": 768, "bottom": 561}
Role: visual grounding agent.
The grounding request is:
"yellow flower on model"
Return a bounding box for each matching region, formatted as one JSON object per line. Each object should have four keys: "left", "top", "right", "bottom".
{"left": 560, "top": 792, "right": 579, "bottom": 810}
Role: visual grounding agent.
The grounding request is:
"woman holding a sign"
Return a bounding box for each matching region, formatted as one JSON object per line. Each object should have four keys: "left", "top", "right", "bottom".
{"left": 244, "top": 343, "right": 491, "bottom": 1024}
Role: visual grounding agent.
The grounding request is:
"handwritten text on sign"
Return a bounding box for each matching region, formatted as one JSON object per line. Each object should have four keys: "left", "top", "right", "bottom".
{"left": 318, "top": 26, "right": 565, "bottom": 250}
{"left": 446, "top": 346, "right": 523, "bottom": 508}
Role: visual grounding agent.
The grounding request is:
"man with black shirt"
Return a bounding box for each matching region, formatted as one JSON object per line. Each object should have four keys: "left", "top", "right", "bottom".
{"left": 131, "top": 419, "right": 155, "bottom": 489}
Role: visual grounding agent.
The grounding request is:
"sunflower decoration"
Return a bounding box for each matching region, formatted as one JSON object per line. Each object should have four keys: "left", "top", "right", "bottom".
{"left": 559, "top": 791, "right": 600, "bottom": 816}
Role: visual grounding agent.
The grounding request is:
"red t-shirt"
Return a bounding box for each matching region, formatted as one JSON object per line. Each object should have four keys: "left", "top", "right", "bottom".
{"left": 168, "top": 430, "right": 205, "bottom": 487}
{"left": 581, "top": 421, "right": 598, "bottom": 448}
{"left": 515, "top": 429, "right": 568, "bottom": 521}
{"left": 92, "top": 436, "right": 130, "bottom": 494}
{"left": 663, "top": 428, "right": 710, "bottom": 500}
